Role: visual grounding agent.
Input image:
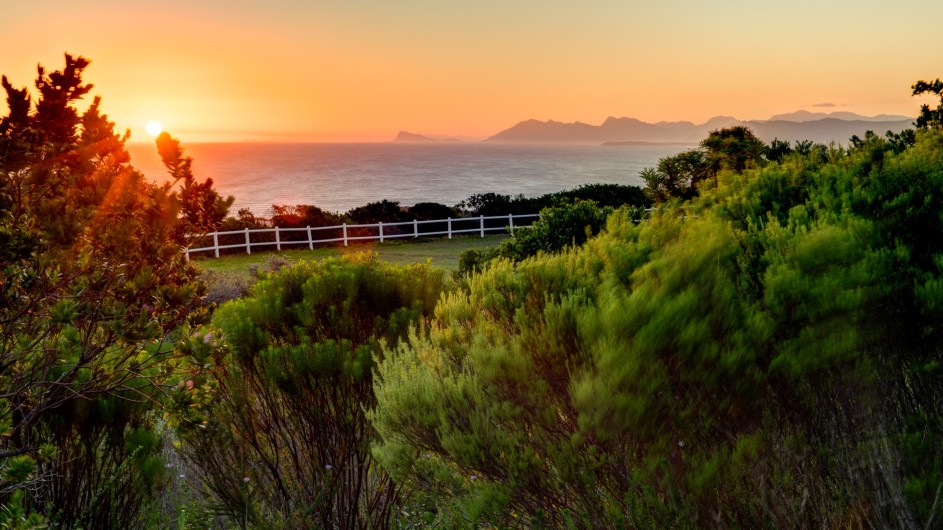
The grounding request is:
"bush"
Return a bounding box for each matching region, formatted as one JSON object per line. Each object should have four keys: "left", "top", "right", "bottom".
{"left": 455, "top": 192, "right": 530, "bottom": 216}
{"left": 457, "top": 199, "right": 620, "bottom": 276}
{"left": 346, "top": 199, "right": 412, "bottom": 224}
{"left": 408, "top": 201, "right": 456, "bottom": 220}
{"left": 493, "top": 199, "right": 614, "bottom": 261}
{"left": 371, "top": 129, "right": 943, "bottom": 527}
{"left": 534, "top": 183, "right": 652, "bottom": 210}
{"left": 176, "top": 254, "right": 447, "bottom": 528}
{"left": 270, "top": 203, "right": 344, "bottom": 228}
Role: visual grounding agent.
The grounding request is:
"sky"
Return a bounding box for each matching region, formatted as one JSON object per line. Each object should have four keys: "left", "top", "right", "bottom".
{"left": 3, "top": 0, "right": 942, "bottom": 142}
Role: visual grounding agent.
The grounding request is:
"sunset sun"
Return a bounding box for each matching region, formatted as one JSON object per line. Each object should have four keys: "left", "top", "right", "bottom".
{"left": 145, "top": 120, "right": 162, "bottom": 137}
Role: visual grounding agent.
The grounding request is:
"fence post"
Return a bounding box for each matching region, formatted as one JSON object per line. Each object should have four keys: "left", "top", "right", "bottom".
{"left": 413, "top": 219, "right": 418, "bottom": 238}
{"left": 480, "top": 215, "right": 485, "bottom": 237}
{"left": 275, "top": 226, "right": 281, "bottom": 251}
{"left": 307, "top": 225, "right": 313, "bottom": 250}
{"left": 343, "top": 223, "right": 348, "bottom": 247}
{"left": 447, "top": 217, "right": 452, "bottom": 239}
{"left": 379, "top": 222, "right": 384, "bottom": 243}
{"left": 509, "top": 213, "right": 515, "bottom": 237}
{"left": 245, "top": 227, "right": 251, "bottom": 255}
{"left": 185, "top": 248, "right": 190, "bottom": 262}
{"left": 213, "top": 232, "right": 220, "bottom": 258}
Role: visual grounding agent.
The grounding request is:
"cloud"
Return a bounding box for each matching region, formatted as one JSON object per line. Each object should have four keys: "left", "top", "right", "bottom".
{"left": 807, "top": 102, "right": 846, "bottom": 108}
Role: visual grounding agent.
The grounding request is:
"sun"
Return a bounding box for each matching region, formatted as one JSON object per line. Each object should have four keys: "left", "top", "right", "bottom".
{"left": 145, "top": 121, "right": 163, "bottom": 137}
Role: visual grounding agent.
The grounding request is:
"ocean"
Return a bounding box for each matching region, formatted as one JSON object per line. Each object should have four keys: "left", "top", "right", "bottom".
{"left": 126, "top": 142, "right": 685, "bottom": 215}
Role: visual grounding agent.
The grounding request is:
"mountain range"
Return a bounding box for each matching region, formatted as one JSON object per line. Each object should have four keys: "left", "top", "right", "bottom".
{"left": 483, "top": 112, "right": 914, "bottom": 145}
{"left": 392, "top": 112, "right": 914, "bottom": 146}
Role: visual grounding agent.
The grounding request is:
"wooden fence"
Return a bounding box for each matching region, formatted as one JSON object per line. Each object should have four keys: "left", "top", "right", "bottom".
{"left": 185, "top": 213, "right": 540, "bottom": 260}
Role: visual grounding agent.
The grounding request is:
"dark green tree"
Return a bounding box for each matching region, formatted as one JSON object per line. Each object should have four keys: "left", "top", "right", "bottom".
{"left": 456, "top": 192, "right": 517, "bottom": 216}
{"left": 701, "top": 125, "right": 767, "bottom": 180}
{"left": 0, "top": 54, "right": 210, "bottom": 527}
{"left": 640, "top": 149, "right": 709, "bottom": 202}
{"left": 345, "top": 198, "right": 412, "bottom": 224}
{"left": 407, "top": 201, "right": 456, "bottom": 220}
{"left": 766, "top": 137, "right": 793, "bottom": 163}
{"left": 912, "top": 78, "right": 943, "bottom": 129}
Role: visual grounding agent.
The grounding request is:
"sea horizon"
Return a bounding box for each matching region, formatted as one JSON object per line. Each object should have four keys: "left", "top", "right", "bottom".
{"left": 127, "top": 142, "right": 681, "bottom": 215}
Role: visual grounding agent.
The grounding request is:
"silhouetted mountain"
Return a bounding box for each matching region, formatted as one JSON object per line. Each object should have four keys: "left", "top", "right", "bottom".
{"left": 392, "top": 131, "right": 462, "bottom": 143}
{"left": 701, "top": 115, "right": 742, "bottom": 129}
{"left": 767, "top": 110, "right": 911, "bottom": 122}
{"left": 486, "top": 113, "right": 913, "bottom": 145}
{"left": 743, "top": 118, "right": 913, "bottom": 144}
{"left": 485, "top": 119, "right": 608, "bottom": 143}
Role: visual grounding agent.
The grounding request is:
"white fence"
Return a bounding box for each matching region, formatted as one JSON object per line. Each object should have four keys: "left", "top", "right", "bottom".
{"left": 185, "top": 213, "right": 540, "bottom": 260}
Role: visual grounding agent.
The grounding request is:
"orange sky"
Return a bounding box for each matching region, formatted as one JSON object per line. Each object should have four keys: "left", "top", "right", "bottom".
{"left": 3, "top": 0, "right": 942, "bottom": 142}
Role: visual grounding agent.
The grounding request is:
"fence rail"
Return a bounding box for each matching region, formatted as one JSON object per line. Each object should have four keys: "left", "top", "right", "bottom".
{"left": 185, "top": 213, "right": 540, "bottom": 260}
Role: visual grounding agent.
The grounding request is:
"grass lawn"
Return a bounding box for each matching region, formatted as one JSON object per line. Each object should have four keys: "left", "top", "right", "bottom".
{"left": 194, "top": 235, "right": 507, "bottom": 302}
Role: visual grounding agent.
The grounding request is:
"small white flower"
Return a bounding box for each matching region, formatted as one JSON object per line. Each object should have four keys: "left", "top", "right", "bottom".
{"left": 178, "top": 474, "right": 185, "bottom": 479}
{"left": 164, "top": 463, "right": 173, "bottom": 469}
{"left": 678, "top": 441, "right": 685, "bottom": 448}
{"left": 325, "top": 464, "right": 332, "bottom": 470}
{"left": 242, "top": 476, "right": 250, "bottom": 483}
{"left": 470, "top": 475, "right": 477, "bottom": 481}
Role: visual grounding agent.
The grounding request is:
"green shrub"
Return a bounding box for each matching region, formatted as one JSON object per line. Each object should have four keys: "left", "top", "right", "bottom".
{"left": 371, "top": 130, "right": 943, "bottom": 527}
{"left": 176, "top": 254, "right": 447, "bottom": 528}
{"left": 457, "top": 199, "right": 623, "bottom": 276}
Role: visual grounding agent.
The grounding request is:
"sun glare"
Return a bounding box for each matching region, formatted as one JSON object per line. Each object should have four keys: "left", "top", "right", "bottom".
{"left": 145, "top": 121, "right": 163, "bottom": 137}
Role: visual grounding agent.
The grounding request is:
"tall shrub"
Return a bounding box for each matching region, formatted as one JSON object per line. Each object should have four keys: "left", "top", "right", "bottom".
{"left": 176, "top": 254, "right": 446, "bottom": 528}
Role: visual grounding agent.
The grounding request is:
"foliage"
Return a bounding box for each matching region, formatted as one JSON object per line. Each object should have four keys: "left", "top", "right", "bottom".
{"left": 156, "top": 132, "right": 234, "bottom": 236}
{"left": 913, "top": 78, "right": 943, "bottom": 129}
{"left": 455, "top": 192, "right": 523, "bottom": 216}
{"left": 453, "top": 187, "right": 650, "bottom": 277}
{"left": 175, "top": 254, "right": 447, "bottom": 528}
{"left": 346, "top": 199, "right": 413, "bottom": 224}
{"left": 457, "top": 199, "right": 618, "bottom": 276}
{"left": 640, "top": 149, "right": 710, "bottom": 202}
{"left": 642, "top": 127, "right": 767, "bottom": 203}
{"left": 407, "top": 201, "right": 456, "bottom": 221}
{"left": 455, "top": 185, "right": 649, "bottom": 218}
{"left": 700, "top": 125, "right": 767, "bottom": 175}
{"left": 270, "top": 203, "right": 343, "bottom": 229}
{"left": 371, "top": 120, "right": 943, "bottom": 527}
{"left": 766, "top": 137, "right": 793, "bottom": 163}
{"left": 544, "top": 182, "right": 651, "bottom": 209}
{"left": 0, "top": 54, "right": 212, "bottom": 527}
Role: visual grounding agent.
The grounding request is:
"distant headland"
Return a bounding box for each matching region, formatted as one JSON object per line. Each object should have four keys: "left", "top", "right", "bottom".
{"left": 392, "top": 131, "right": 463, "bottom": 143}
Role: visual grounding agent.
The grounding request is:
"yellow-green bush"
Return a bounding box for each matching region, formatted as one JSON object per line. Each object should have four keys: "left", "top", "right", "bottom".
{"left": 370, "top": 130, "right": 943, "bottom": 528}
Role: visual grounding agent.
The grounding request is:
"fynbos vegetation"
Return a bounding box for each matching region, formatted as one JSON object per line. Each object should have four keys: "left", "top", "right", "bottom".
{"left": 370, "top": 93, "right": 943, "bottom": 527}
{"left": 2, "top": 53, "right": 942, "bottom": 528}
